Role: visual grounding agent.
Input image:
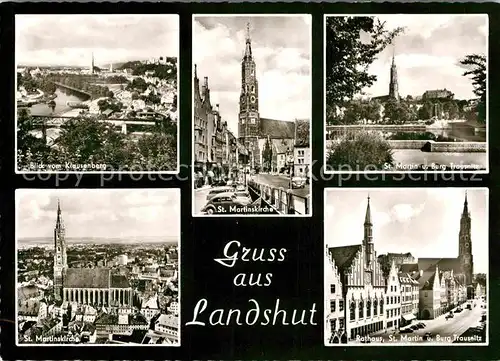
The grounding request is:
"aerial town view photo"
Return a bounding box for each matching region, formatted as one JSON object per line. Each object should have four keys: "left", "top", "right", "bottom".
{"left": 16, "top": 189, "right": 180, "bottom": 345}
{"left": 192, "top": 15, "right": 312, "bottom": 216}
{"left": 15, "top": 15, "right": 179, "bottom": 173}
{"left": 324, "top": 14, "right": 488, "bottom": 173}
{"left": 324, "top": 188, "right": 488, "bottom": 345}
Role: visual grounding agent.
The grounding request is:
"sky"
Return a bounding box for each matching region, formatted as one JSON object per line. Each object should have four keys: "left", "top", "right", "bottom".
{"left": 16, "top": 14, "right": 179, "bottom": 67}
{"left": 193, "top": 15, "right": 311, "bottom": 135}
{"left": 325, "top": 188, "right": 488, "bottom": 273}
{"left": 348, "top": 14, "right": 488, "bottom": 100}
{"left": 16, "top": 189, "right": 180, "bottom": 239}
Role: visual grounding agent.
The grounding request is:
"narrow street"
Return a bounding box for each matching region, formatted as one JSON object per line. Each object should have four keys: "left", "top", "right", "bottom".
{"left": 351, "top": 301, "right": 486, "bottom": 344}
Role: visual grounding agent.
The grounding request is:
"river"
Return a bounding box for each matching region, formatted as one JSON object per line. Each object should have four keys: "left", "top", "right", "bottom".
{"left": 29, "top": 87, "right": 90, "bottom": 116}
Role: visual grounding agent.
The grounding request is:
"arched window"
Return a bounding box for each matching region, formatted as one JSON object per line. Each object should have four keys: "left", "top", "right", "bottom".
{"left": 359, "top": 299, "right": 364, "bottom": 319}
{"left": 380, "top": 298, "right": 384, "bottom": 314}
{"left": 367, "top": 298, "right": 371, "bottom": 318}
{"left": 349, "top": 301, "right": 355, "bottom": 321}
{"left": 373, "top": 299, "right": 378, "bottom": 316}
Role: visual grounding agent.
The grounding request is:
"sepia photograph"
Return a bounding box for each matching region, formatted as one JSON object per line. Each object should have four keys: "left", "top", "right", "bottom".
{"left": 324, "top": 188, "right": 488, "bottom": 346}
{"left": 192, "top": 14, "right": 312, "bottom": 216}
{"left": 324, "top": 14, "right": 488, "bottom": 173}
{"left": 15, "top": 14, "right": 179, "bottom": 173}
{"left": 16, "top": 189, "right": 180, "bottom": 346}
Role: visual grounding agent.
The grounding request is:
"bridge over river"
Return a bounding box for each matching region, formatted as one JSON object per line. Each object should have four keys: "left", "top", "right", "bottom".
{"left": 51, "top": 81, "right": 92, "bottom": 98}
{"left": 30, "top": 115, "right": 157, "bottom": 137}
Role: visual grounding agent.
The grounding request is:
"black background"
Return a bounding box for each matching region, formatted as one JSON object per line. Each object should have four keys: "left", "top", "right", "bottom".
{"left": 1, "top": 2, "right": 499, "bottom": 360}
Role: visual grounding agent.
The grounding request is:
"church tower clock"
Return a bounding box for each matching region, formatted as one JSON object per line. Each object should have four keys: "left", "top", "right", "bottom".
{"left": 238, "top": 23, "right": 260, "bottom": 163}
{"left": 53, "top": 199, "right": 68, "bottom": 301}
{"left": 458, "top": 192, "right": 473, "bottom": 286}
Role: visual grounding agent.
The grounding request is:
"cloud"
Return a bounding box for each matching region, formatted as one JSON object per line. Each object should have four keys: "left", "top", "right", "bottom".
{"left": 16, "top": 189, "right": 180, "bottom": 239}
{"left": 345, "top": 14, "right": 488, "bottom": 99}
{"left": 391, "top": 203, "right": 425, "bottom": 223}
{"left": 193, "top": 15, "right": 311, "bottom": 134}
{"left": 16, "top": 14, "right": 179, "bottom": 66}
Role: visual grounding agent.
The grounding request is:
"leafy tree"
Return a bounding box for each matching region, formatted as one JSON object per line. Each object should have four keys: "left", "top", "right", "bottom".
{"left": 132, "top": 132, "right": 177, "bottom": 171}
{"left": 417, "top": 101, "right": 433, "bottom": 120}
{"left": 444, "top": 101, "right": 459, "bottom": 120}
{"left": 383, "top": 100, "right": 414, "bottom": 124}
{"left": 107, "top": 91, "right": 114, "bottom": 98}
{"left": 97, "top": 99, "right": 108, "bottom": 113}
{"left": 474, "top": 273, "right": 486, "bottom": 287}
{"left": 326, "top": 130, "right": 394, "bottom": 171}
{"left": 325, "top": 16, "right": 404, "bottom": 107}
{"left": 262, "top": 138, "right": 272, "bottom": 172}
{"left": 131, "top": 92, "right": 140, "bottom": 100}
{"left": 460, "top": 54, "right": 487, "bottom": 123}
{"left": 52, "top": 117, "right": 134, "bottom": 170}
{"left": 17, "top": 108, "right": 51, "bottom": 170}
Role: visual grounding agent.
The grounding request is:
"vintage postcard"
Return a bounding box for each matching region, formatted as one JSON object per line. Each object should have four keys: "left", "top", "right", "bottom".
{"left": 16, "top": 189, "right": 180, "bottom": 346}
{"left": 324, "top": 14, "right": 488, "bottom": 173}
{"left": 15, "top": 15, "right": 179, "bottom": 173}
{"left": 324, "top": 188, "right": 488, "bottom": 346}
{"left": 192, "top": 14, "right": 312, "bottom": 216}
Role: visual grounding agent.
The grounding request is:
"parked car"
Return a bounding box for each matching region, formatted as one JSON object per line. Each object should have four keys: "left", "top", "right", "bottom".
{"left": 399, "top": 328, "right": 413, "bottom": 333}
{"left": 211, "top": 179, "right": 227, "bottom": 187}
{"left": 416, "top": 323, "right": 425, "bottom": 329}
{"left": 233, "top": 191, "right": 252, "bottom": 205}
{"left": 234, "top": 184, "right": 247, "bottom": 192}
{"left": 445, "top": 312, "right": 454, "bottom": 320}
{"left": 206, "top": 186, "right": 235, "bottom": 201}
{"left": 291, "top": 176, "right": 306, "bottom": 189}
{"left": 201, "top": 192, "right": 249, "bottom": 214}
{"left": 410, "top": 325, "right": 419, "bottom": 330}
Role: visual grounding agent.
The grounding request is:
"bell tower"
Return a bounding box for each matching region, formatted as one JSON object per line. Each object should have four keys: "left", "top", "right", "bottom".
{"left": 238, "top": 23, "right": 260, "bottom": 164}
{"left": 458, "top": 192, "right": 473, "bottom": 286}
{"left": 388, "top": 45, "right": 399, "bottom": 101}
{"left": 53, "top": 199, "right": 67, "bottom": 301}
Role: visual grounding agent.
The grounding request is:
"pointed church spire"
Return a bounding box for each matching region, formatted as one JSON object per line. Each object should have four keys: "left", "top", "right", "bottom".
{"left": 391, "top": 43, "right": 396, "bottom": 66}
{"left": 56, "top": 198, "right": 61, "bottom": 225}
{"left": 194, "top": 63, "right": 198, "bottom": 79}
{"left": 364, "top": 195, "right": 372, "bottom": 225}
{"left": 463, "top": 191, "right": 469, "bottom": 215}
{"left": 244, "top": 22, "right": 252, "bottom": 59}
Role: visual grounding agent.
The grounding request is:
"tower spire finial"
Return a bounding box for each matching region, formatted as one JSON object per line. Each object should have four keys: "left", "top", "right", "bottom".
{"left": 463, "top": 190, "right": 469, "bottom": 215}
{"left": 246, "top": 22, "right": 250, "bottom": 42}
{"left": 364, "top": 194, "right": 372, "bottom": 225}
{"left": 244, "top": 22, "right": 252, "bottom": 58}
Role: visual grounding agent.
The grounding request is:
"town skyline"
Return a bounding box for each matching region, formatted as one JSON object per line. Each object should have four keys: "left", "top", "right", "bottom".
{"left": 16, "top": 189, "right": 180, "bottom": 239}
{"left": 16, "top": 14, "right": 179, "bottom": 67}
{"left": 325, "top": 188, "right": 488, "bottom": 273}
{"left": 356, "top": 14, "right": 487, "bottom": 100}
{"left": 193, "top": 15, "right": 311, "bottom": 135}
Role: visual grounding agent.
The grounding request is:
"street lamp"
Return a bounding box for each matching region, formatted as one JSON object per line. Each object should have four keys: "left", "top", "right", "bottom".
{"left": 286, "top": 148, "right": 294, "bottom": 189}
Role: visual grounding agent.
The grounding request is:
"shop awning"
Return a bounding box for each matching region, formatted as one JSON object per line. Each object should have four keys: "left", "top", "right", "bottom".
{"left": 402, "top": 314, "right": 416, "bottom": 321}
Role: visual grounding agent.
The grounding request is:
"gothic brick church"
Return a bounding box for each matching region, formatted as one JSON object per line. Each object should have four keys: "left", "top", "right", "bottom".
{"left": 238, "top": 23, "right": 304, "bottom": 168}
{"left": 53, "top": 201, "right": 133, "bottom": 306}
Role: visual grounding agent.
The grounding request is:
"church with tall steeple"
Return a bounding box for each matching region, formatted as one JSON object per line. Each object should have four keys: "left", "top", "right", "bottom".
{"left": 236, "top": 23, "right": 307, "bottom": 168}
{"left": 372, "top": 45, "right": 400, "bottom": 102}
{"left": 51, "top": 200, "right": 133, "bottom": 306}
